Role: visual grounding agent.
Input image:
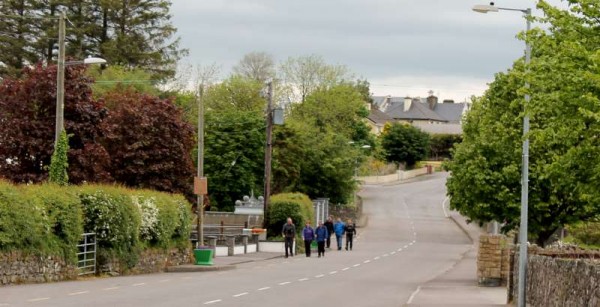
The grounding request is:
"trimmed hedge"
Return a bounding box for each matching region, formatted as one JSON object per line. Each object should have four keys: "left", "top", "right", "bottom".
{"left": 0, "top": 180, "right": 192, "bottom": 269}
{"left": 267, "top": 193, "right": 314, "bottom": 237}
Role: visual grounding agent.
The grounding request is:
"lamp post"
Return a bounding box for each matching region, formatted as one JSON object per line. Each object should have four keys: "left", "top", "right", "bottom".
{"left": 472, "top": 4, "right": 531, "bottom": 307}
{"left": 54, "top": 10, "right": 107, "bottom": 149}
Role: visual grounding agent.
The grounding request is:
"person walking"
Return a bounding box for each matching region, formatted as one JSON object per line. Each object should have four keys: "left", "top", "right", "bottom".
{"left": 281, "top": 217, "right": 296, "bottom": 258}
{"left": 333, "top": 218, "right": 345, "bottom": 251}
{"left": 344, "top": 219, "right": 357, "bottom": 251}
{"left": 315, "top": 221, "right": 329, "bottom": 257}
{"left": 302, "top": 221, "right": 315, "bottom": 257}
{"left": 323, "top": 216, "right": 334, "bottom": 249}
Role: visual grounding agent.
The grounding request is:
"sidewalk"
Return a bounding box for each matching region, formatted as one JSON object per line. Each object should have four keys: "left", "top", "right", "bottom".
{"left": 406, "top": 210, "right": 508, "bottom": 306}
{"left": 166, "top": 252, "right": 282, "bottom": 273}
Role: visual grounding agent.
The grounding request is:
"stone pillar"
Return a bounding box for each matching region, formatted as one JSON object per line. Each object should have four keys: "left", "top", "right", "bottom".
{"left": 477, "top": 234, "right": 509, "bottom": 286}
{"left": 226, "top": 235, "right": 236, "bottom": 256}
{"left": 252, "top": 234, "right": 260, "bottom": 252}
{"left": 242, "top": 235, "right": 249, "bottom": 254}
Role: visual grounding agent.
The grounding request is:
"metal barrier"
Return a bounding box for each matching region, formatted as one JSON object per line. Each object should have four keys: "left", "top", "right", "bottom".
{"left": 77, "top": 233, "right": 96, "bottom": 275}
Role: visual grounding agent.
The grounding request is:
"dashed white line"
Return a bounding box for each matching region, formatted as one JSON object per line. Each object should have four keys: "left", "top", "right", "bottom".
{"left": 68, "top": 291, "right": 89, "bottom": 296}
{"left": 329, "top": 271, "right": 338, "bottom": 275}
{"left": 398, "top": 248, "right": 403, "bottom": 251}
{"left": 103, "top": 287, "right": 119, "bottom": 291}
{"left": 132, "top": 283, "right": 146, "bottom": 287}
{"left": 404, "top": 245, "right": 409, "bottom": 248}
{"left": 258, "top": 287, "right": 271, "bottom": 291}
{"left": 363, "top": 260, "right": 371, "bottom": 263}
{"left": 374, "top": 256, "right": 381, "bottom": 260}
{"left": 342, "top": 267, "right": 350, "bottom": 271}
{"left": 204, "top": 299, "right": 222, "bottom": 305}
{"left": 27, "top": 298, "right": 50, "bottom": 302}
{"left": 383, "top": 253, "right": 389, "bottom": 257}
{"left": 353, "top": 264, "right": 361, "bottom": 267}
{"left": 279, "top": 281, "right": 291, "bottom": 286}
{"left": 298, "top": 278, "right": 309, "bottom": 282}
{"left": 391, "top": 251, "right": 396, "bottom": 255}
{"left": 233, "top": 292, "right": 248, "bottom": 297}
{"left": 315, "top": 274, "right": 325, "bottom": 278}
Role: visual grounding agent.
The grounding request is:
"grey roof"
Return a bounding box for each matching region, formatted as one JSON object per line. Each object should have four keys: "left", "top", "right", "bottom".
{"left": 367, "top": 108, "right": 392, "bottom": 124}
{"left": 432, "top": 102, "right": 466, "bottom": 123}
{"left": 386, "top": 100, "right": 446, "bottom": 122}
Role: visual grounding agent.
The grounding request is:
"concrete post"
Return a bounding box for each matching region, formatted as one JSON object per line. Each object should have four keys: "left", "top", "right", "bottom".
{"left": 226, "top": 235, "right": 236, "bottom": 256}
{"left": 252, "top": 234, "right": 260, "bottom": 252}
{"left": 207, "top": 236, "right": 217, "bottom": 258}
{"left": 242, "top": 235, "right": 249, "bottom": 254}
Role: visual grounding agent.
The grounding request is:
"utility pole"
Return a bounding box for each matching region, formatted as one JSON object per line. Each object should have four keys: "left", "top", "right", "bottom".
{"left": 263, "top": 81, "right": 273, "bottom": 229}
{"left": 54, "top": 10, "right": 66, "bottom": 149}
{"left": 196, "top": 86, "right": 205, "bottom": 247}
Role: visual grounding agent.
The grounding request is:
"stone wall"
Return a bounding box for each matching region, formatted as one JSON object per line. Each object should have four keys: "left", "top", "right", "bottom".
{"left": 1, "top": 248, "right": 192, "bottom": 286}
{"left": 0, "top": 251, "right": 78, "bottom": 285}
{"left": 477, "top": 234, "right": 511, "bottom": 286}
{"left": 510, "top": 247, "right": 600, "bottom": 306}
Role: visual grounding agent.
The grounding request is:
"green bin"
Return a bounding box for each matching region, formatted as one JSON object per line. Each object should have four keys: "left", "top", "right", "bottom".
{"left": 193, "top": 248, "right": 214, "bottom": 266}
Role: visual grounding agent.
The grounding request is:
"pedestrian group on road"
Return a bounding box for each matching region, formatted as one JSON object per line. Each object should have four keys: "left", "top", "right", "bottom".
{"left": 282, "top": 215, "right": 357, "bottom": 258}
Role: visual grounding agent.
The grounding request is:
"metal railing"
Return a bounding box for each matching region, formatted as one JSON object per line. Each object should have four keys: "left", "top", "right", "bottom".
{"left": 77, "top": 233, "right": 96, "bottom": 275}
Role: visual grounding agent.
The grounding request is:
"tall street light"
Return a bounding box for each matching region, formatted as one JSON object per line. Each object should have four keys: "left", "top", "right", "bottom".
{"left": 54, "top": 10, "right": 107, "bottom": 148}
{"left": 472, "top": 4, "right": 531, "bottom": 307}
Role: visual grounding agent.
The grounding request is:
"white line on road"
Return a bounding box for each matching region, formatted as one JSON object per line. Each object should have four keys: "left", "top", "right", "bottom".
{"left": 258, "top": 287, "right": 271, "bottom": 291}
{"left": 391, "top": 251, "right": 396, "bottom": 255}
{"left": 353, "top": 264, "right": 360, "bottom": 267}
{"left": 398, "top": 248, "right": 402, "bottom": 251}
{"left": 342, "top": 267, "right": 350, "bottom": 271}
{"left": 404, "top": 245, "right": 408, "bottom": 248}
{"left": 27, "top": 298, "right": 50, "bottom": 302}
{"left": 442, "top": 196, "right": 450, "bottom": 218}
{"left": 374, "top": 256, "right": 380, "bottom": 260}
{"left": 298, "top": 278, "right": 309, "bottom": 282}
{"left": 233, "top": 292, "right": 248, "bottom": 297}
{"left": 329, "top": 271, "right": 337, "bottom": 275}
{"left": 68, "top": 291, "right": 89, "bottom": 296}
{"left": 363, "top": 260, "right": 371, "bottom": 263}
{"left": 204, "top": 299, "right": 222, "bottom": 304}
{"left": 279, "top": 281, "right": 291, "bottom": 286}
{"left": 315, "top": 274, "right": 325, "bottom": 278}
{"left": 413, "top": 232, "right": 417, "bottom": 236}
{"left": 103, "top": 287, "right": 119, "bottom": 291}
{"left": 383, "top": 253, "right": 389, "bottom": 257}
{"left": 132, "top": 283, "right": 146, "bottom": 287}
{"left": 407, "top": 286, "right": 421, "bottom": 304}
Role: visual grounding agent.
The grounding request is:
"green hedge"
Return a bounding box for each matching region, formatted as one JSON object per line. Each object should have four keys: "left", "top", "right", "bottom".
{"left": 0, "top": 180, "right": 192, "bottom": 269}
{"left": 267, "top": 193, "right": 314, "bottom": 237}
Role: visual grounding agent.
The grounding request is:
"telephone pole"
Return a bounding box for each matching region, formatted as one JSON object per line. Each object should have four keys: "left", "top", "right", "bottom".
{"left": 54, "top": 10, "right": 66, "bottom": 149}
{"left": 196, "top": 86, "right": 205, "bottom": 247}
{"left": 263, "top": 81, "right": 273, "bottom": 229}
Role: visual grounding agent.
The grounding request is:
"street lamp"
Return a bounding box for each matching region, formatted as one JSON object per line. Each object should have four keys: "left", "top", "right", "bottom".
{"left": 54, "top": 10, "right": 107, "bottom": 149}
{"left": 472, "top": 4, "right": 531, "bottom": 307}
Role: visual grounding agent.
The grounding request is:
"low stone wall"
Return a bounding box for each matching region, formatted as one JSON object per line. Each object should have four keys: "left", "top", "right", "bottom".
{"left": 477, "top": 234, "right": 511, "bottom": 286}
{"left": 359, "top": 167, "right": 430, "bottom": 184}
{"left": 510, "top": 247, "right": 600, "bottom": 306}
{"left": 0, "top": 251, "right": 78, "bottom": 285}
{"left": 99, "top": 248, "right": 192, "bottom": 275}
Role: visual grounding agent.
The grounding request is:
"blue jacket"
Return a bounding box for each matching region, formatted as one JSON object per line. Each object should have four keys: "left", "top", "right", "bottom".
{"left": 315, "top": 226, "right": 328, "bottom": 242}
{"left": 302, "top": 226, "right": 315, "bottom": 241}
{"left": 333, "top": 221, "right": 345, "bottom": 236}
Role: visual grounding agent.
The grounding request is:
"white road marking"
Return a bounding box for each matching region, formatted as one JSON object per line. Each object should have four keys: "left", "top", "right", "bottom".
{"left": 409, "top": 242, "right": 414, "bottom": 246}
{"left": 329, "top": 271, "right": 337, "bottom": 275}
{"left": 398, "top": 248, "right": 402, "bottom": 251}
{"left": 363, "top": 260, "right": 371, "bottom": 263}
{"left": 315, "top": 274, "right": 325, "bottom": 278}
{"left": 279, "top": 281, "right": 291, "bottom": 286}
{"left": 442, "top": 196, "right": 450, "bottom": 218}
{"left": 103, "top": 287, "right": 119, "bottom": 291}
{"left": 258, "top": 287, "right": 271, "bottom": 291}
{"left": 383, "top": 253, "right": 389, "bottom": 257}
{"left": 233, "top": 292, "right": 248, "bottom": 297}
{"left": 68, "top": 291, "right": 89, "bottom": 296}
{"left": 298, "top": 278, "right": 309, "bottom": 282}
{"left": 407, "top": 286, "right": 421, "bottom": 304}
{"left": 204, "top": 299, "right": 222, "bottom": 304}
{"left": 353, "top": 264, "right": 361, "bottom": 267}
{"left": 404, "top": 245, "right": 409, "bottom": 248}
{"left": 27, "top": 298, "right": 50, "bottom": 302}
{"left": 342, "top": 267, "right": 350, "bottom": 271}
{"left": 132, "top": 283, "right": 146, "bottom": 287}
{"left": 413, "top": 232, "right": 417, "bottom": 236}
{"left": 391, "top": 251, "right": 396, "bottom": 255}
{"left": 374, "top": 256, "right": 380, "bottom": 260}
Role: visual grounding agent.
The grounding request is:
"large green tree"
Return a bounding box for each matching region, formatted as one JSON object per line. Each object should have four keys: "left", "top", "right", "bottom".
{"left": 380, "top": 123, "right": 429, "bottom": 168}
{"left": 446, "top": 0, "right": 600, "bottom": 245}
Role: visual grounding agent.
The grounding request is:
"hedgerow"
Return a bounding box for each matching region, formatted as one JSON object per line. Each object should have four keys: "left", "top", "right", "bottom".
{"left": 267, "top": 193, "right": 314, "bottom": 237}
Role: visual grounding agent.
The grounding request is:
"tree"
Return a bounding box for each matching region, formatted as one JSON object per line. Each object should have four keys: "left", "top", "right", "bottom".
{"left": 428, "top": 134, "right": 462, "bottom": 160}
{"left": 0, "top": 63, "right": 111, "bottom": 184}
{"left": 232, "top": 51, "right": 275, "bottom": 84}
{"left": 446, "top": 0, "right": 600, "bottom": 245}
{"left": 278, "top": 54, "right": 352, "bottom": 103}
{"left": 0, "top": 0, "right": 38, "bottom": 77}
{"left": 380, "top": 122, "right": 429, "bottom": 168}
{"left": 103, "top": 90, "right": 195, "bottom": 196}
{"left": 49, "top": 131, "right": 69, "bottom": 185}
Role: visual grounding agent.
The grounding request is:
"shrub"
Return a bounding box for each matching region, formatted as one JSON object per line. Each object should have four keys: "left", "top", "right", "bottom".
{"left": 267, "top": 193, "right": 314, "bottom": 237}
{"left": 0, "top": 181, "right": 47, "bottom": 251}
{"left": 565, "top": 220, "right": 600, "bottom": 248}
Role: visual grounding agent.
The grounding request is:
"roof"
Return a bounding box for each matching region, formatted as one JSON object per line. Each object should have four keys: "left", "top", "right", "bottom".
{"left": 386, "top": 100, "right": 446, "bottom": 122}
{"left": 367, "top": 107, "right": 392, "bottom": 124}
{"left": 433, "top": 103, "right": 467, "bottom": 123}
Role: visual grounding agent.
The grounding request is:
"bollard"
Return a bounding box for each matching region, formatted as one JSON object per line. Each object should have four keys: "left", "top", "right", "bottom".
{"left": 207, "top": 236, "right": 217, "bottom": 258}
{"left": 226, "top": 235, "right": 236, "bottom": 256}
{"left": 242, "top": 235, "right": 249, "bottom": 254}
{"left": 252, "top": 234, "right": 260, "bottom": 252}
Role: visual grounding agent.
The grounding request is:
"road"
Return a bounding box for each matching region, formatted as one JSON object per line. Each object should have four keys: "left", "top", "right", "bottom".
{"left": 0, "top": 172, "right": 472, "bottom": 306}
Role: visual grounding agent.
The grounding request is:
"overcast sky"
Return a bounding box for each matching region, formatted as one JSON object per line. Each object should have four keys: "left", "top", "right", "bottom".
{"left": 170, "top": 0, "right": 564, "bottom": 102}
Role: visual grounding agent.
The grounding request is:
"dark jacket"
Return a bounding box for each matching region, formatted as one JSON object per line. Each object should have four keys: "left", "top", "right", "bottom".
{"left": 282, "top": 223, "right": 296, "bottom": 238}
{"left": 315, "top": 226, "right": 329, "bottom": 242}
{"left": 344, "top": 223, "right": 357, "bottom": 237}
{"left": 302, "top": 226, "right": 315, "bottom": 241}
{"left": 324, "top": 220, "right": 334, "bottom": 236}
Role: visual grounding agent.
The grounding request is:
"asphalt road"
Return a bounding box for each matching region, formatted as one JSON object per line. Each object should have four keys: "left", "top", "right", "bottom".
{"left": 0, "top": 172, "right": 472, "bottom": 307}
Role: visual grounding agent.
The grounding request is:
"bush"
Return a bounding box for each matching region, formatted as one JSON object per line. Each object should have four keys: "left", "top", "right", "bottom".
{"left": 565, "top": 220, "right": 600, "bottom": 248}
{"left": 0, "top": 181, "right": 47, "bottom": 251}
{"left": 267, "top": 193, "right": 314, "bottom": 237}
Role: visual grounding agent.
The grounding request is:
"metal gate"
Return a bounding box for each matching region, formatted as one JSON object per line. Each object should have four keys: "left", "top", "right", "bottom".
{"left": 312, "top": 198, "right": 329, "bottom": 224}
{"left": 77, "top": 233, "right": 96, "bottom": 275}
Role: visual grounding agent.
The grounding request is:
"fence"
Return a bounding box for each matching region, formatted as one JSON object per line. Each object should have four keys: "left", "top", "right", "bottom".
{"left": 77, "top": 233, "right": 96, "bottom": 275}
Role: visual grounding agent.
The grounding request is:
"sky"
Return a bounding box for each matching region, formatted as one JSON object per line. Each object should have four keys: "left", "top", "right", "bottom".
{"left": 169, "top": 0, "right": 564, "bottom": 102}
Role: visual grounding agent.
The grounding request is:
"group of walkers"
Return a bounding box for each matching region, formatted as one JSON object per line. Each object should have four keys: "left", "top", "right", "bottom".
{"left": 281, "top": 216, "right": 357, "bottom": 258}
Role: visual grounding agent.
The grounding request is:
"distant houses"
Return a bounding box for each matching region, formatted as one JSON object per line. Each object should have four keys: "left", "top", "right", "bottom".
{"left": 367, "top": 93, "right": 471, "bottom": 135}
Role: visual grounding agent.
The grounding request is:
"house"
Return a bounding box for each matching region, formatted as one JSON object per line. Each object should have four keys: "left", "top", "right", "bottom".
{"left": 368, "top": 93, "right": 470, "bottom": 135}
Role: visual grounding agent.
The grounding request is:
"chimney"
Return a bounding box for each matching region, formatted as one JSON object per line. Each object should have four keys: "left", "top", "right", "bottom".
{"left": 427, "top": 91, "right": 438, "bottom": 110}
{"left": 443, "top": 99, "right": 455, "bottom": 104}
{"left": 404, "top": 96, "right": 412, "bottom": 112}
